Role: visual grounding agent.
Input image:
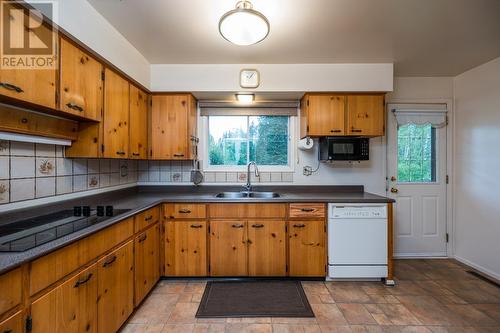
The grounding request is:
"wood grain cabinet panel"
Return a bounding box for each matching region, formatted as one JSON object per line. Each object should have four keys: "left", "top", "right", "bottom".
{"left": 150, "top": 94, "right": 197, "bottom": 160}
{"left": 60, "top": 38, "right": 103, "bottom": 120}
{"left": 135, "top": 206, "right": 160, "bottom": 233}
{"left": 97, "top": 241, "right": 134, "bottom": 333}
{"left": 129, "top": 85, "right": 149, "bottom": 159}
{"left": 31, "top": 264, "right": 98, "bottom": 333}
{"left": 0, "top": 268, "right": 22, "bottom": 317}
{"left": 209, "top": 220, "right": 248, "bottom": 277}
{"left": 303, "top": 94, "right": 346, "bottom": 137}
{"left": 164, "top": 204, "right": 206, "bottom": 219}
{"left": 0, "top": 311, "right": 24, "bottom": 333}
{"left": 346, "top": 94, "right": 385, "bottom": 136}
{"left": 209, "top": 204, "right": 286, "bottom": 219}
{"left": 165, "top": 221, "right": 207, "bottom": 276}
{"left": 0, "top": 9, "right": 57, "bottom": 109}
{"left": 288, "top": 220, "right": 326, "bottom": 277}
{"left": 103, "top": 68, "right": 130, "bottom": 158}
{"left": 289, "top": 203, "right": 325, "bottom": 219}
{"left": 248, "top": 220, "right": 286, "bottom": 276}
{"left": 134, "top": 224, "right": 160, "bottom": 306}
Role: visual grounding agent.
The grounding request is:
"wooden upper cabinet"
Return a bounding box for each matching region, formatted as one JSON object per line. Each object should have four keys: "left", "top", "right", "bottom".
{"left": 129, "top": 85, "right": 149, "bottom": 159}
{"left": 59, "top": 38, "right": 103, "bottom": 121}
{"left": 209, "top": 220, "right": 247, "bottom": 277}
{"left": 31, "top": 264, "right": 98, "bottom": 333}
{"left": 247, "top": 220, "right": 286, "bottom": 276}
{"left": 151, "top": 94, "right": 197, "bottom": 160}
{"left": 0, "top": 9, "right": 57, "bottom": 109}
{"left": 103, "top": 68, "right": 130, "bottom": 158}
{"left": 288, "top": 220, "right": 326, "bottom": 277}
{"left": 346, "top": 95, "right": 385, "bottom": 136}
{"left": 302, "top": 94, "right": 346, "bottom": 137}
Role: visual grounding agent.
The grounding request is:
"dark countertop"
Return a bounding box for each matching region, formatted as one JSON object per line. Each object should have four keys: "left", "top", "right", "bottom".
{"left": 0, "top": 185, "right": 394, "bottom": 274}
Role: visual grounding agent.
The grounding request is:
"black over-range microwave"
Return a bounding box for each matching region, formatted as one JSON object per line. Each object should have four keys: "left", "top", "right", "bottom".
{"left": 319, "top": 137, "right": 369, "bottom": 161}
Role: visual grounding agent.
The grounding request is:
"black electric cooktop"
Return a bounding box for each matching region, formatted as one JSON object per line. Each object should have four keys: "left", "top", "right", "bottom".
{"left": 0, "top": 208, "right": 131, "bottom": 252}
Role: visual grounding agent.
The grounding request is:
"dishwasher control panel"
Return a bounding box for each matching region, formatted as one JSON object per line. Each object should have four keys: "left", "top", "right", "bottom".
{"left": 329, "top": 205, "right": 387, "bottom": 219}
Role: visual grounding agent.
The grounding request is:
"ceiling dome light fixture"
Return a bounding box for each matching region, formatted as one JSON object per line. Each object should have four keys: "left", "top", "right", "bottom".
{"left": 219, "top": 0, "right": 270, "bottom": 46}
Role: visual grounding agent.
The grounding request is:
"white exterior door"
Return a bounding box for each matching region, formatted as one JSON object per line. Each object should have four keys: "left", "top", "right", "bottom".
{"left": 387, "top": 104, "right": 448, "bottom": 257}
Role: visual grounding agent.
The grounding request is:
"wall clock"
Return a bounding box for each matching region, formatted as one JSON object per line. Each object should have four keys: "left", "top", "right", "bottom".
{"left": 240, "top": 69, "right": 260, "bottom": 88}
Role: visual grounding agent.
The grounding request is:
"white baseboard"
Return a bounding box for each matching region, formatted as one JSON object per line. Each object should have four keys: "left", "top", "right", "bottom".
{"left": 394, "top": 253, "right": 448, "bottom": 259}
{"left": 453, "top": 255, "right": 500, "bottom": 281}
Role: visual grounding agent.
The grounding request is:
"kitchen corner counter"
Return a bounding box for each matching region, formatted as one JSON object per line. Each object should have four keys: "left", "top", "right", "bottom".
{"left": 0, "top": 185, "right": 394, "bottom": 274}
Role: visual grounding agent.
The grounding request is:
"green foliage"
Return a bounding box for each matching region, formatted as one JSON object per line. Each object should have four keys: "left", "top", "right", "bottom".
{"left": 397, "top": 124, "right": 436, "bottom": 182}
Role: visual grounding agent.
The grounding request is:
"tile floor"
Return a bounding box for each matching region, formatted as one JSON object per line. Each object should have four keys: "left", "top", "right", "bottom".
{"left": 121, "top": 259, "right": 500, "bottom": 333}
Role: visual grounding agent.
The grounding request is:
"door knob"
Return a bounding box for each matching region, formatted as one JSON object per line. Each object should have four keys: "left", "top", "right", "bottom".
{"left": 390, "top": 188, "right": 398, "bottom": 193}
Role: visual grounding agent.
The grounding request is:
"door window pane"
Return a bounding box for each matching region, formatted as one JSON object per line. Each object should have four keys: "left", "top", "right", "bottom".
{"left": 397, "top": 124, "right": 436, "bottom": 182}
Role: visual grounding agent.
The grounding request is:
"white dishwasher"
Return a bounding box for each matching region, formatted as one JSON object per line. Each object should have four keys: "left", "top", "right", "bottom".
{"left": 328, "top": 203, "right": 388, "bottom": 281}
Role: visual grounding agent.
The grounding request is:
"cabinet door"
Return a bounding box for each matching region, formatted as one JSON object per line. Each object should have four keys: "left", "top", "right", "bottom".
{"left": 306, "top": 95, "right": 346, "bottom": 136}
{"left": 248, "top": 220, "right": 286, "bottom": 276}
{"left": 31, "top": 264, "right": 98, "bottom": 333}
{"left": 165, "top": 221, "right": 207, "bottom": 276}
{"left": 0, "top": 10, "right": 57, "bottom": 109}
{"left": 134, "top": 224, "right": 160, "bottom": 306}
{"left": 209, "top": 220, "right": 247, "bottom": 276}
{"left": 97, "top": 241, "right": 134, "bottom": 333}
{"left": 60, "top": 38, "right": 103, "bottom": 120}
{"left": 346, "top": 95, "right": 385, "bottom": 136}
{"left": 129, "top": 85, "right": 148, "bottom": 159}
{"left": 0, "top": 267, "right": 22, "bottom": 317}
{"left": 288, "top": 220, "right": 326, "bottom": 277}
{"left": 0, "top": 311, "right": 23, "bottom": 333}
{"left": 103, "top": 69, "right": 129, "bottom": 158}
{"left": 151, "top": 95, "right": 191, "bottom": 160}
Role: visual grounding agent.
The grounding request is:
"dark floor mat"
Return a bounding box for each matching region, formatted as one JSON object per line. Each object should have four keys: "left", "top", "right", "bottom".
{"left": 196, "top": 280, "right": 315, "bottom": 318}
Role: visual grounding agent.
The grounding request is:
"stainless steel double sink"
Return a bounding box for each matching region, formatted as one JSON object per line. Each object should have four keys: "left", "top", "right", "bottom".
{"left": 215, "top": 191, "right": 281, "bottom": 199}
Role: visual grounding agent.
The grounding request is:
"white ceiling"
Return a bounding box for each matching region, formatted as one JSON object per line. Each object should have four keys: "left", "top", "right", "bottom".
{"left": 88, "top": 0, "right": 500, "bottom": 76}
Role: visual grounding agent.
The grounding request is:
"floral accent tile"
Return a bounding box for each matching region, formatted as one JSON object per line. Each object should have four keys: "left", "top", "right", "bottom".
{"left": 0, "top": 140, "right": 9, "bottom": 155}
{"left": 172, "top": 172, "right": 182, "bottom": 182}
{"left": 88, "top": 175, "right": 99, "bottom": 188}
{"left": 37, "top": 158, "right": 55, "bottom": 177}
{"left": 0, "top": 181, "right": 9, "bottom": 203}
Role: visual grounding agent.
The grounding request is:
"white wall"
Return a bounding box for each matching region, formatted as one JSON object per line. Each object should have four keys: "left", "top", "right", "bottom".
{"left": 43, "top": 0, "right": 150, "bottom": 88}
{"left": 453, "top": 57, "right": 500, "bottom": 280}
{"left": 151, "top": 64, "right": 393, "bottom": 92}
{"left": 387, "top": 77, "right": 454, "bottom": 101}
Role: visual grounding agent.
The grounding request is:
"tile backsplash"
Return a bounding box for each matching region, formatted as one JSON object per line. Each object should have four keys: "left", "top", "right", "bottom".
{"left": 0, "top": 140, "right": 137, "bottom": 205}
{"left": 0, "top": 140, "right": 294, "bottom": 206}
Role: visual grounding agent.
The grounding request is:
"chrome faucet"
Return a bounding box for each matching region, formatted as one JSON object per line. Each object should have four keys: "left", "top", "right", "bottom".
{"left": 243, "top": 161, "right": 259, "bottom": 192}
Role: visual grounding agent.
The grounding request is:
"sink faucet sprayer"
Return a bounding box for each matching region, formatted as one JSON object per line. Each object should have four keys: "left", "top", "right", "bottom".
{"left": 243, "top": 161, "right": 259, "bottom": 192}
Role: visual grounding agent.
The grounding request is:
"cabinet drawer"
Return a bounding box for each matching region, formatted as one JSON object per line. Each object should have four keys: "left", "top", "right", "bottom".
{"left": 0, "top": 268, "right": 22, "bottom": 316}
{"left": 0, "top": 311, "right": 23, "bottom": 333}
{"left": 209, "top": 204, "right": 286, "bottom": 219}
{"left": 135, "top": 206, "right": 160, "bottom": 232}
{"left": 164, "top": 204, "right": 206, "bottom": 219}
{"left": 289, "top": 204, "right": 325, "bottom": 219}
{"left": 30, "top": 218, "right": 134, "bottom": 296}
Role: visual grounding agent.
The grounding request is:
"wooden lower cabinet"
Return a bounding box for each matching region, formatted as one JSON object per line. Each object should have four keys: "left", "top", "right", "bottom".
{"left": 0, "top": 311, "right": 24, "bottom": 333}
{"left": 97, "top": 241, "right": 134, "bottom": 333}
{"left": 209, "top": 220, "right": 247, "bottom": 276}
{"left": 0, "top": 267, "right": 22, "bottom": 317}
{"left": 134, "top": 224, "right": 160, "bottom": 306}
{"left": 288, "top": 220, "right": 326, "bottom": 277}
{"left": 165, "top": 221, "right": 207, "bottom": 276}
{"left": 248, "top": 220, "right": 286, "bottom": 276}
{"left": 31, "top": 264, "right": 98, "bottom": 333}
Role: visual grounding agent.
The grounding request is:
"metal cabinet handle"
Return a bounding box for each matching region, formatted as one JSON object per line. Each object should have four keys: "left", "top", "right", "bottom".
{"left": 4, "top": 329, "right": 13, "bottom": 333}
{"left": 144, "top": 215, "right": 153, "bottom": 221}
{"left": 293, "top": 224, "right": 306, "bottom": 228}
{"left": 300, "top": 208, "right": 315, "bottom": 212}
{"left": 116, "top": 151, "right": 126, "bottom": 155}
{"left": 251, "top": 224, "right": 264, "bottom": 228}
{"left": 330, "top": 129, "right": 342, "bottom": 133}
{"left": 190, "top": 224, "right": 203, "bottom": 228}
{"left": 173, "top": 153, "right": 185, "bottom": 157}
{"left": 232, "top": 224, "right": 244, "bottom": 228}
{"left": 102, "top": 255, "right": 117, "bottom": 267}
{"left": 74, "top": 273, "right": 93, "bottom": 288}
{"left": 0, "top": 82, "right": 24, "bottom": 93}
{"left": 351, "top": 129, "right": 363, "bottom": 133}
{"left": 138, "top": 234, "right": 147, "bottom": 243}
{"left": 178, "top": 209, "right": 191, "bottom": 214}
{"left": 132, "top": 152, "right": 140, "bottom": 156}
{"left": 66, "top": 102, "right": 84, "bottom": 112}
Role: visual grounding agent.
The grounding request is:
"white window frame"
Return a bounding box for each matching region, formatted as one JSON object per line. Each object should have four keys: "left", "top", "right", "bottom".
{"left": 199, "top": 115, "right": 297, "bottom": 172}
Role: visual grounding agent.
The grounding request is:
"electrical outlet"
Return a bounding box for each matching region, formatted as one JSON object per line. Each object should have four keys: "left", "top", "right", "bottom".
{"left": 303, "top": 166, "right": 313, "bottom": 176}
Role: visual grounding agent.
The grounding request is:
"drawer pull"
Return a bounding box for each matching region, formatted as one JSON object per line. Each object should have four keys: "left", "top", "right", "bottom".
{"left": 173, "top": 153, "right": 185, "bottom": 157}
{"left": 4, "top": 329, "right": 13, "bottom": 333}
{"left": 190, "top": 224, "right": 203, "bottom": 228}
{"left": 132, "top": 152, "right": 140, "bottom": 156}
{"left": 232, "top": 223, "right": 244, "bottom": 228}
{"left": 102, "top": 255, "right": 117, "bottom": 267}
{"left": 144, "top": 215, "right": 154, "bottom": 221}
{"left": 330, "top": 129, "right": 342, "bottom": 133}
{"left": 116, "top": 151, "right": 126, "bottom": 155}
{"left": 293, "top": 224, "right": 306, "bottom": 228}
{"left": 178, "top": 209, "right": 191, "bottom": 214}
{"left": 251, "top": 224, "right": 264, "bottom": 228}
{"left": 351, "top": 129, "right": 363, "bottom": 133}
{"left": 300, "top": 208, "right": 315, "bottom": 212}
{"left": 138, "top": 234, "right": 147, "bottom": 243}
{"left": 0, "top": 82, "right": 24, "bottom": 93}
{"left": 74, "top": 273, "right": 93, "bottom": 288}
{"left": 66, "top": 102, "right": 84, "bottom": 112}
